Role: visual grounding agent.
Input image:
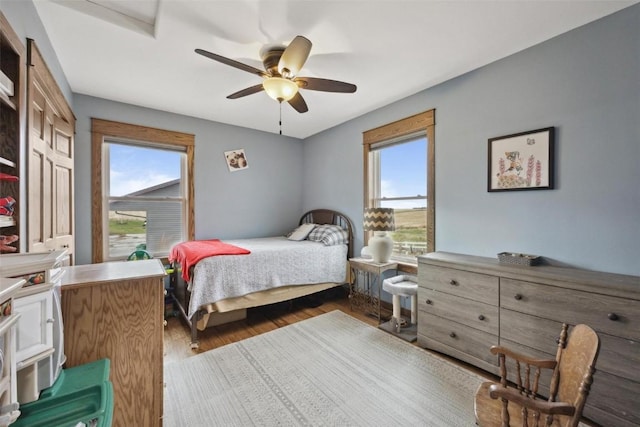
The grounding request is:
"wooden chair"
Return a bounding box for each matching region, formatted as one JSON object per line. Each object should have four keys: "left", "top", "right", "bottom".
{"left": 474, "top": 324, "right": 600, "bottom": 427}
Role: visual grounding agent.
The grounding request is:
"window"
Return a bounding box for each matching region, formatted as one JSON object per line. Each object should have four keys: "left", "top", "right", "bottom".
{"left": 92, "top": 119, "right": 194, "bottom": 263}
{"left": 106, "top": 142, "right": 186, "bottom": 259}
{"left": 363, "top": 110, "right": 435, "bottom": 263}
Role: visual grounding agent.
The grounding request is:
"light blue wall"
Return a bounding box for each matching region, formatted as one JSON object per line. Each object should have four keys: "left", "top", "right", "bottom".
{"left": 0, "top": 0, "right": 72, "bottom": 103}
{"left": 3, "top": 2, "right": 639, "bottom": 275}
{"left": 303, "top": 4, "right": 640, "bottom": 276}
{"left": 73, "top": 95, "right": 303, "bottom": 265}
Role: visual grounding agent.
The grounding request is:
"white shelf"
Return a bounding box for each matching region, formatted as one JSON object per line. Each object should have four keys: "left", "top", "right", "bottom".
{"left": 0, "top": 90, "right": 16, "bottom": 111}
{"left": 0, "top": 70, "right": 14, "bottom": 98}
{"left": 0, "top": 278, "right": 25, "bottom": 303}
{"left": 0, "top": 156, "right": 16, "bottom": 168}
{"left": 0, "top": 218, "right": 16, "bottom": 228}
{"left": 0, "top": 250, "right": 68, "bottom": 278}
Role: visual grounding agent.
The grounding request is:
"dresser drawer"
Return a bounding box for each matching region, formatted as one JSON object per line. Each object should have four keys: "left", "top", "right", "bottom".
{"left": 586, "top": 369, "right": 640, "bottom": 427}
{"left": 419, "top": 265, "right": 498, "bottom": 305}
{"left": 417, "top": 311, "right": 498, "bottom": 367}
{"left": 598, "top": 333, "right": 640, "bottom": 382}
{"left": 501, "top": 309, "right": 640, "bottom": 383}
{"left": 418, "top": 288, "right": 498, "bottom": 335}
{"left": 500, "top": 278, "right": 640, "bottom": 341}
{"left": 500, "top": 309, "right": 560, "bottom": 354}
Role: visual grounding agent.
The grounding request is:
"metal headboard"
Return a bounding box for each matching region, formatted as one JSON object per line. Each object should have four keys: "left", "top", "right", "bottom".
{"left": 299, "top": 209, "right": 354, "bottom": 259}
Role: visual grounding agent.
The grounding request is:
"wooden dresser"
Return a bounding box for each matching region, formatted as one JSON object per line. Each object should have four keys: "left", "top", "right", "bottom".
{"left": 417, "top": 252, "right": 640, "bottom": 427}
{"left": 60, "top": 259, "right": 165, "bottom": 427}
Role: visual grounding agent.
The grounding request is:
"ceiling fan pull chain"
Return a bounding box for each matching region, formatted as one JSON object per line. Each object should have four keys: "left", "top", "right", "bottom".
{"left": 279, "top": 101, "right": 283, "bottom": 135}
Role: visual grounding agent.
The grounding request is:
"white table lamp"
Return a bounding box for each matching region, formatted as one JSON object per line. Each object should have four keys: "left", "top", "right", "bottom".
{"left": 363, "top": 207, "right": 395, "bottom": 263}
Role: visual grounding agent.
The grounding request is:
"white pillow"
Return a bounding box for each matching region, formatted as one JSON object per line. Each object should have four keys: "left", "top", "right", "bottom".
{"left": 287, "top": 223, "right": 316, "bottom": 241}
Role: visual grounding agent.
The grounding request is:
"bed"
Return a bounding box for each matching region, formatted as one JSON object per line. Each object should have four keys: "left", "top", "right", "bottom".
{"left": 169, "top": 209, "right": 354, "bottom": 348}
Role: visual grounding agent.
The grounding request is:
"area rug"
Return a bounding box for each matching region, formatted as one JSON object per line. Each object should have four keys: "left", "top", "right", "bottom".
{"left": 163, "top": 310, "right": 487, "bottom": 426}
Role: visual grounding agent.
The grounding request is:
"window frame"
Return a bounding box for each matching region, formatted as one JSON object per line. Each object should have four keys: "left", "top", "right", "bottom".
{"left": 91, "top": 118, "right": 195, "bottom": 263}
{"left": 363, "top": 110, "right": 435, "bottom": 266}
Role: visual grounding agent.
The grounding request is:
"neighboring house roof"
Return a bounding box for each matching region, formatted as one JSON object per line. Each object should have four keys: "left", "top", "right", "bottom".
{"left": 125, "top": 179, "right": 180, "bottom": 197}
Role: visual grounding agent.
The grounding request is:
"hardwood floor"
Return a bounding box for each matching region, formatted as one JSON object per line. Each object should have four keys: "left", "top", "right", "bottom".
{"left": 162, "top": 286, "right": 493, "bottom": 382}
{"left": 163, "top": 287, "right": 379, "bottom": 364}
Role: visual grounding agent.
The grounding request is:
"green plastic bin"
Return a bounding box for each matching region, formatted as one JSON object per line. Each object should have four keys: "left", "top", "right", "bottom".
{"left": 15, "top": 359, "right": 113, "bottom": 427}
{"left": 13, "top": 382, "right": 113, "bottom": 427}
{"left": 40, "top": 358, "right": 111, "bottom": 400}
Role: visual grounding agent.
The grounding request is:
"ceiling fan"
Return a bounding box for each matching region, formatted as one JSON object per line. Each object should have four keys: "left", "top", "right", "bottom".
{"left": 195, "top": 36, "right": 357, "bottom": 114}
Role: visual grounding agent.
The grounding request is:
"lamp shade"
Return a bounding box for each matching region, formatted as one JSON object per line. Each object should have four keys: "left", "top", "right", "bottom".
{"left": 262, "top": 77, "right": 299, "bottom": 102}
{"left": 363, "top": 207, "right": 395, "bottom": 232}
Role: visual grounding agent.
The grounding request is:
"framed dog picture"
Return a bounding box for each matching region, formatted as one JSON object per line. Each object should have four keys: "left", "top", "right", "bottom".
{"left": 488, "top": 127, "right": 555, "bottom": 192}
{"left": 224, "top": 149, "right": 248, "bottom": 172}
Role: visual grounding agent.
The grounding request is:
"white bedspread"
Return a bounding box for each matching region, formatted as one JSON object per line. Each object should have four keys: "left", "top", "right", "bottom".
{"left": 188, "top": 237, "right": 348, "bottom": 318}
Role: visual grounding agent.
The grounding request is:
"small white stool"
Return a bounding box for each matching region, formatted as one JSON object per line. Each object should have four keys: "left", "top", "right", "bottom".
{"left": 382, "top": 274, "right": 418, "bottom": 334}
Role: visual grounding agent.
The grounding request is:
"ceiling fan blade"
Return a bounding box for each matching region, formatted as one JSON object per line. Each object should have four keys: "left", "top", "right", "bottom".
{"left": 278, "top": 36, "right": 312, "bottom": 78}
{"left": 295, "top": 77, "right": 357, "bottom": 93}
{"left": 227, "top": 84, "right": 265, "bottom": 99}
{"left": 287, "top": 92, "right": 308, "bottom": 113}
{"left": 195, "top": 48, "right": 267, "bottom": 77}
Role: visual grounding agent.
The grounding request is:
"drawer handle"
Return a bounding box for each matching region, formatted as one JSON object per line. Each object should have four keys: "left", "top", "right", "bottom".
{"left": 514, "top": 294, "right": 523, "bottom": 301}
{"left": 46, "top": 318, "right": 55, "bottom": 324}
{"left": 608, "top": 313, "right": 619, "bottom": 321}
{"left": 449, "top": 332, "right": 457, "bottom": 338}
{"left": 478, "top": 314, "right": 485, "bottom": 321}
{"left": 425, "top": 299, "right": 433, "bottom": 305}
{"left": 449, "top": 279, "right": 458, "bottom": 286}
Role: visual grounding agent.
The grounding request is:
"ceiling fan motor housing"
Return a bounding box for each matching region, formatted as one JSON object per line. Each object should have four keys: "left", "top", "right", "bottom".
{"left": 261, "top": 47, "right": 285, "bottom": 76}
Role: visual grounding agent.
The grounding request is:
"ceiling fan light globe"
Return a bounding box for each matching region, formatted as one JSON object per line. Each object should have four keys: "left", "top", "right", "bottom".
{"left": 263, "top": 77, "right": 298, "bottom": 102}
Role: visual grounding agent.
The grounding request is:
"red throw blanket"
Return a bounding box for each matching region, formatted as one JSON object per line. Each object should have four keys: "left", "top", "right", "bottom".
{"left": 169, "top": 239, "right": 250, "bottom": 282}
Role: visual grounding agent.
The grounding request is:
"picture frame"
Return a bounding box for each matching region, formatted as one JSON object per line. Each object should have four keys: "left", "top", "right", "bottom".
{"left": 224, "top": 149, "right": 248, "bottom": 172}
{"left": 488, "top": 127, "right": 554, "bottom": 192}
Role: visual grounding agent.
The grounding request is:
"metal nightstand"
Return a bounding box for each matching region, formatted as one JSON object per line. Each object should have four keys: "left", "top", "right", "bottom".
{"left": 348, "top": 258, "right": 397, "bottom": 322}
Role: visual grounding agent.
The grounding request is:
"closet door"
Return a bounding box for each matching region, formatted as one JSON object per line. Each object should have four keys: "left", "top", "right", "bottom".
{"left": 53, "top": 116, "right": 74, "bottom": 255}
{"left": 28, "top": 83, "right": 54, "bottom": 253}
{"left": 26, "top": 39, "right": 75, "bottom": 261}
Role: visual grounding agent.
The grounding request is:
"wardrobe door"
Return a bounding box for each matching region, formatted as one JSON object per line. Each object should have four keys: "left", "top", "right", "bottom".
{"left": 26, "top": 40, "right": 75, "bottom": 261}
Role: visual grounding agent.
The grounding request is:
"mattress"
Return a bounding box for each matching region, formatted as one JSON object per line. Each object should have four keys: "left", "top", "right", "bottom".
{"left": 188, "top": 237, "right": 348, "bottom": 318}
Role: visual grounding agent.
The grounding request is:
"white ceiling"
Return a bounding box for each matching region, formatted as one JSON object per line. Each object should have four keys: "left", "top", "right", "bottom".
{"left": 34, "top": 0, "right": 636, "bottom": 139}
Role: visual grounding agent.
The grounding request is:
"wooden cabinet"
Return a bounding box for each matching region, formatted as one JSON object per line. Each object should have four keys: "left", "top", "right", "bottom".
{"left": 60, "top": 259, "right": 166, "bottom": 427}
{"left": 0, "top": 12, "right": 24, "bottom": 254}
{"left": 418, "top": 252, "right": 640, "bottom": 427}
{"left": 26, "top": 39, "right": 75, "bottom": 260}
